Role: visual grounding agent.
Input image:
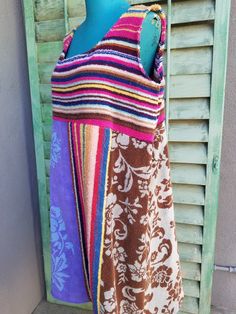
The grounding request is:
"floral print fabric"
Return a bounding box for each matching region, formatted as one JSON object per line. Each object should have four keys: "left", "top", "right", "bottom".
{"left": 99, "top": 121, "right": 184, "bottom": 313}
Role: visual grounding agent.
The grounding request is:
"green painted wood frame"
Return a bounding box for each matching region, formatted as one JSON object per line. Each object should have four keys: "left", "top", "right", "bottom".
{"left": 21, "top": 0, "right": 231, "bottom": 313}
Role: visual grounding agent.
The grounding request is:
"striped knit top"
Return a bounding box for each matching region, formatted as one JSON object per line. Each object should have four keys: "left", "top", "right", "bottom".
{"left": 51, "top": 3, "right": 166, "bottom": 142}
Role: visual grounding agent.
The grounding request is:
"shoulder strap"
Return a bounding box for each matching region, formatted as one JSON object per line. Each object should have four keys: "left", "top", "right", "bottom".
{"left": 106, "top": 4, "right": 166, "bottom": 82}
{"left": 134, "top": 4, "right": 166, "bottom": 82}
{"left": 148, "top": 4, "right": 166, "bottom": 83}
{"left": 59, "top": 29, "right": 74, "bottom": 61}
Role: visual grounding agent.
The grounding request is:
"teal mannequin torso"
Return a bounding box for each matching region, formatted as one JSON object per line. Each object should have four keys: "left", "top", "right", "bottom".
{"left": 66, "top": 0, "right": 161, "bottom": 77}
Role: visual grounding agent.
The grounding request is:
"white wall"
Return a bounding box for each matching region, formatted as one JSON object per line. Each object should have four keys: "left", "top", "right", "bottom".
{"left": 0, "top": 0, "right": 44, "bottom": 313}
{"left": 211, "top": 1, "right": 236, "bottom": 312}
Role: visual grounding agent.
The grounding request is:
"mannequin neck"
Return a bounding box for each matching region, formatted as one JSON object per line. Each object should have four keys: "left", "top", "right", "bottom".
{"left": 85, "top": 0, "right": 130, "bottom": 22}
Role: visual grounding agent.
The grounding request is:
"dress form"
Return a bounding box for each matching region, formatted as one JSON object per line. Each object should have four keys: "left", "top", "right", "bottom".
{"left": 66, "top": 0, "right": 161, "bottom": 76}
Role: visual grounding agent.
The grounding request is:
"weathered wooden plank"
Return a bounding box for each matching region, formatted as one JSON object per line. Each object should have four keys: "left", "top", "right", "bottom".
{"left": 41, "top": 103, "right": 52, "bottom": 122}
{"left": 178, "top": 243, "right": 202, "bottom": 264}
{"left": 169, "top": 98, "right": 210, "bottom": 120}
{"left": 171, "top": 24, "right": 214, "bottom": 49}
{"left": 176, "top": 223, "right": 203, "bottom": 245}
{"left": 183, "top": 279, "right": 200, "bottom": 298}
{"left": 170, "top": 74, "right": 211, "bottom": 98}
{"left": 40, "top": 84, "right": 52, "bottom": 103}
{"left": 173, "top": 184, "right": 205, "bottom": 206}
{"left": 199, "top": 1, "right": 231, "bottom": 313}
{"left": 174, "top": 204, "right": 204, "bottom": 226}
{"left": 170, "top": 0, "right": 214, "bottom": 24}
{"left": 35, "top": 19, "right": 65, "bottom": 42}
{"left": 67, "top": 0, "right": 85, "bottom": 18}
{"left": 38, "top": 64, "right": 55, "bottom": 84}
{"left": 169, "top": 143, "right": 207, "bottom": 164}
{"left": 43, "top": 125, "right": 52, "bottom": 141}
{"left": 181, "top": 261, "right": 201, "bottom": 281}
{"left": 35, "top": 17, "right": 86, "bottom": 42}
{"left": 68, "top": 17, "right": 85, "bottom": 30}
{"left": 171, "top": 163, "right": 206, "bottom": 185}
{"left": 34, "top": 0, "right": 64, "bottom": 21}
{"left": 168, "top": 47, "right": 212, "bottom": 75}
{"left": 37, "top": 42, "right": 62, "bottom": 63}
{"left": 169, "top": 120, "right": 209, "bottom": 142}
{"left": 180, "top": 296, "right": 199, "bottom": 314}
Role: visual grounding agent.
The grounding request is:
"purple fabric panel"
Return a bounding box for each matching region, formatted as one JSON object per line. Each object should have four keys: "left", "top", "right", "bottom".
{"left": 49, "top": 119, "right": 90, "bottom": 303}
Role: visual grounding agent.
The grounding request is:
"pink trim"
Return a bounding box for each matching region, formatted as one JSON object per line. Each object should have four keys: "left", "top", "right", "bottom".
{"left": 157, "top": 113, "right": 166, "bottom": 124}
{"left": 53, "top": 116, "right": 154, "bottom": 142}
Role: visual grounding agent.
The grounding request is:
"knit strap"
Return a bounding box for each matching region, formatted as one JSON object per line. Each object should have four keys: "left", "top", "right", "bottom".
{"left": 136, "top": 4, "right": 166, "bottom": 83}
{"left": 59, "top": 30, "right": 74, "bottom": 61}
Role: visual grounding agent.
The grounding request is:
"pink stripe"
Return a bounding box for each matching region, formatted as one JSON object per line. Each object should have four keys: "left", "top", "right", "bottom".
{"left": 53, "top": 116, "right": 154, "bottom": 142}
{"left": 157, "top": 112, "right": 166, "bottom": 124}
{"left": 106, "top": 29, "right": 137, "bottom": 40}
{"left": 71, "top": 123, "right": 89, "bottom": 254}
{"left": 112, "top": 23, "right": 140, "bottom": 30}
{"left": 83, "top": 125, "right": 99, "bottom": 270}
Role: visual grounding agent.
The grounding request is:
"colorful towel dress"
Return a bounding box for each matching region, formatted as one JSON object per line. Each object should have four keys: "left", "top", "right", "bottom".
{"left": 49, "top": 3, "right": 184, "bottom": 313}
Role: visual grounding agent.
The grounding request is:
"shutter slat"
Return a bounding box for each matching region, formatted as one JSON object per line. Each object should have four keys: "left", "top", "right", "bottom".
{"left": 169, "top": 120, "right": 209, "bottom": 142}
{"left": 171, "top": 163, "right": 206, "bottom": 185}
{"left": 171, "top": 24, "right": 214, "bottom": 49}
{"left": 178, "top": 243, "right": 201, "bottom": 263}
{"left": 183, "top": 279, "right": 200, "bottom": 298}
{"left": 173, "top": 184, "right": 205, "bottom": 206}
{"left": 170, "top": 74, "right": 211, "bottom": 98}
{"left": 176, "top": 224, "right": 203, "bottom": 245}
{"left": 168, "top": 47, "right": 212, "bottom": 75}
{"left": 174, "top": 204, "right": 204, "bottom": 226}
{"left": 36, "top": 19, "right": 65, "bottom": 42}
{"left": 181, "top": 261, "right": 201, "bottom": 281}
{"left": 181, "top": 296, "right": 199, "bottom": 314}
{"left": 169, "top": 143, "right": 207, "bottom": 164}
{"left": 34, "top": 0, "right": 64, "bottom": 21}
{"left": 169, "top": 98, "right": 210, "bottom": 120}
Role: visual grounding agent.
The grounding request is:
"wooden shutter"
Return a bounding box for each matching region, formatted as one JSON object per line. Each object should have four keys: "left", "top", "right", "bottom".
{"left": 21, "top": 0, "right": 231, "bottom": 313}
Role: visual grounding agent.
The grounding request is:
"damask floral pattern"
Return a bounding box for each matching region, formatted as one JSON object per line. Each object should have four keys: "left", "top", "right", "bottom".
{"left": 99, "top": 121, "right": 185, "bottom": 313}
{"left": 50, "top": 206, "right": 75, "bottom": 291}
{"left": 50, "top": 131, "right": 61, "bottom": 168}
